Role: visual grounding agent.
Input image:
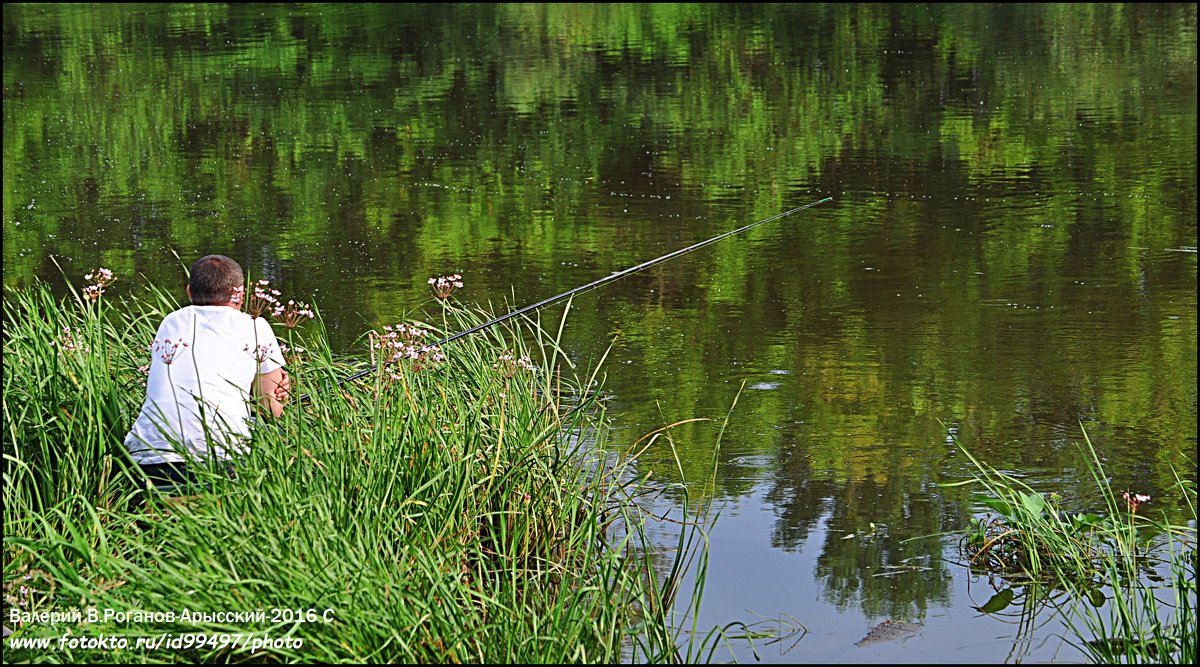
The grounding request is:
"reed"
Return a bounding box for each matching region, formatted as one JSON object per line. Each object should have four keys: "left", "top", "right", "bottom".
{"left": 3, "top": 275, "right": 715, "bottom": 663}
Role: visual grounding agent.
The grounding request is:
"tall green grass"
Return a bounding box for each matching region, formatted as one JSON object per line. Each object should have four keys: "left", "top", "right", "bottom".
{"left": 3, "top": 276, "right": 716, "bottom": 663}
{"left": 944, "top": 427, "right": 1197, "bottom": 664}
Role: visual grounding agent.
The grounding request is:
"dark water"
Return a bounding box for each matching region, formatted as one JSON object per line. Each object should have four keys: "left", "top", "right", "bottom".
{"left": 4, "top": 4, "right": 1196, "bottom": 662}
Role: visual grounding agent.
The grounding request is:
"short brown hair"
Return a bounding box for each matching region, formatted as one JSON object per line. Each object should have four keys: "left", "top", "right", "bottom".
{"left": 189, "top": 255, "right": 244, "bottom": 305}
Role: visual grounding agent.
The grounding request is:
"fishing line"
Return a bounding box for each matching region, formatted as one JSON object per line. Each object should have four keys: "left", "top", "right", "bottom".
{"left": 299, "top": 197, "right": 833, "bottom": 402}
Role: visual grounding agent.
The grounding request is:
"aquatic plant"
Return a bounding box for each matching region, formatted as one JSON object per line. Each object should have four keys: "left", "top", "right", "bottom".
{"left": 943, "top": 427, "right": 1197, "bottom": 664}
{"left": 81, "top": 268, "right": 115, "bottom": 302}
{"left": 274, "top": 300, "right": 315, "bottom": 329}
{"left": 153, "top": 338, "right": 188, "bottom": 365}
{"left": 245, "top": 279, "right": 282, "bottom": 318}
{"left": 428, "top": 273, "right": 464, "bottom": 300}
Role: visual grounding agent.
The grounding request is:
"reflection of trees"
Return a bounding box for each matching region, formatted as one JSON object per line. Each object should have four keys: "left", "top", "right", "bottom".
{"left": 763, "top": 432, "right": 835, "bottom": 548}
{"left": 7, "top": 4, "right": 1194, "bottom": 285}
{"left": 767, "top": 443, "right": 959, "bottom": 617}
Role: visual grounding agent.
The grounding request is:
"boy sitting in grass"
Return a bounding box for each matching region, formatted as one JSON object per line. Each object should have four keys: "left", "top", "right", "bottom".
{"left": 123, "top": 254, "right": 290, "bottom": 493}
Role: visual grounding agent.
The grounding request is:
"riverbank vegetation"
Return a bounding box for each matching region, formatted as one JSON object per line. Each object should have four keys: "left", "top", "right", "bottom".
{"left": 3, "top": 271, "right": 713, "bottom": 663}
{"left": 946, "top": 431, "right": 1197, "bottom": 664}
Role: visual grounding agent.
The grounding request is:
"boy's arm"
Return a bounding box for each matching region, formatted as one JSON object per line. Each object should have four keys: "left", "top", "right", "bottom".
{"left": 253, "top": 368, "right": 290, "bottom": 418}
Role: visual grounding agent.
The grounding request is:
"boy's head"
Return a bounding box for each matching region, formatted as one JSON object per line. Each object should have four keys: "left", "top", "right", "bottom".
{"left": 188, "top": 255, "right": 245, "bottom": 306}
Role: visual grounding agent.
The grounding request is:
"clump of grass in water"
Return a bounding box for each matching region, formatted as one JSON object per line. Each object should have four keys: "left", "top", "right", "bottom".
{"left": 942, "top": 425, "right": 1196, "bottom": 664}
{"left": 3, "top": 273, "right": 721, "bottom": 663}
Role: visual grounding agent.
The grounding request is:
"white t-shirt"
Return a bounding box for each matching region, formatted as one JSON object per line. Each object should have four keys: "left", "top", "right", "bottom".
{"left": 124, "top": 305, "right": 284, "bottom": 465}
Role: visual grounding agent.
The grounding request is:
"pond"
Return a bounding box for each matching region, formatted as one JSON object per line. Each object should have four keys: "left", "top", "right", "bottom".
{"left": 3, "top": 3, "right": 1196, "bottom": 662}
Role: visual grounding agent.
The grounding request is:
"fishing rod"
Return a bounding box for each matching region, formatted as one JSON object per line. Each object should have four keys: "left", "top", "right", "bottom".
{"left": 300, "top": 196, "right": 832, "bottom": 401}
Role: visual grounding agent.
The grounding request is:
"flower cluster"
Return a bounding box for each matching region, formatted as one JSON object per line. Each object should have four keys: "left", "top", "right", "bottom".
{"left": 246, "top": 279, "right": 283, "bottom": 318}
{"left": 153, "top": 338, "right": 189, "bottom": 365}
{"left": 82, "top": 268, "right": 115, "bottom": 301}
{"left": 494, "top": 352, "right": 537, "bottom": 377}
{"left": 1122, "top": 491, "right": 1151, "bottom": 513}
{"left": 241, "top": 279, "right": 314, "bottom": 330}
{"left": 428, "top": 274, "right": 463, "bottom": 300}
{"left": 279, "top": 342, "right": 308, "bottom": 365}
{"left": 370, "top": 322, "right": 445, "bottom": 376}
{"left": 2, "top": 565, "right": 53, "bottom": 612}
{"left": 243, "top": 342, "right": 278, "bottom": 365}
{"left": 276, "top": 300, "right": 315, "bottom": 329}
{"left": 13, "top": 575, "right": 31, "bottom": 609}
{"left": 57, "top": 326, "right": 89, "bottom": 354}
